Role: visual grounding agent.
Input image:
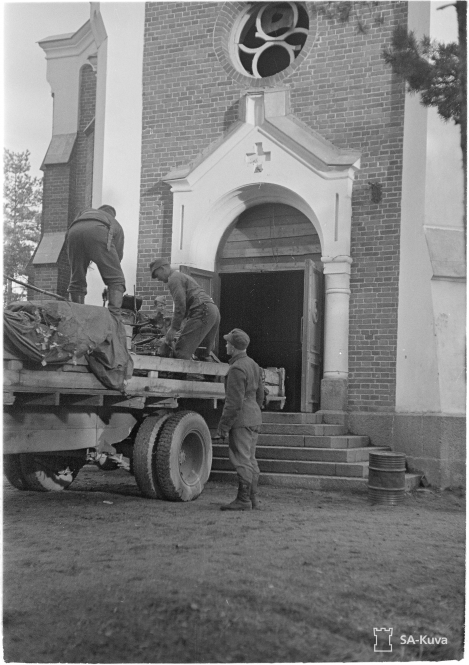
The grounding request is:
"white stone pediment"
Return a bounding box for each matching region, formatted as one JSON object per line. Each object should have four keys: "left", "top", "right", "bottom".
{"left": 164, "top": 94, "right": 360, "bottom": 192}
{"left": 163, "top": 89, "right": 360, "bottom": 272}
{"left": 263, "top": 115, "right": 361, "bottom": 172}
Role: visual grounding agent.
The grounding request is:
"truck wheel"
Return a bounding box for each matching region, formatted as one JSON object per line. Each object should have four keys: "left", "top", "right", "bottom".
{"left": 4, "top": 454, "right": 30, "bottom": 490}
{"left": 133, "top": 414, "right": 171, "bottom": 499}
{"left": 156, "top": 411, "right": 212, "bottom": 502}
{"left": 19, "top": 453, "right": 83, "bottom": 491}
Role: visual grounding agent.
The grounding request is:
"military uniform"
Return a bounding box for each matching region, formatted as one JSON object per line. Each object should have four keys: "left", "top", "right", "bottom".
{"left": 66, "top": 207, "right": 125, "bottom": 305}
{"left": 150, "top": 258, "right": 220, "bottom": 361}
{"left": 217, "top": 329, "right": 265, "bottom": 511}
{"left": 167, "top": 271, "right": 220, "bottom": 360}
{"left": 219, "top": 350, "right": 264, "bottom": 481}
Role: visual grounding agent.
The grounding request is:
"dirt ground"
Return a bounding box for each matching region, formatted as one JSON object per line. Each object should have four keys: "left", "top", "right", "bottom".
{"left": 3, "top": 465, "right": 465, "bottom": 664}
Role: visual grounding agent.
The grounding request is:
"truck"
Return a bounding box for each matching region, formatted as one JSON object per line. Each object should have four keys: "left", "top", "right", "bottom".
{"left": 3, "top": 299, "right": 285, "bottom": 501}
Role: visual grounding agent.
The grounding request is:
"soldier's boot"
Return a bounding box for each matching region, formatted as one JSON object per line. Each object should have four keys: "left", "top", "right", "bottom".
{"left": 220, "top": 476, "right": 252, "bottom": 511}
{"left": 70, "top": 293, "right": 85, "bottom": 304}
{"left": 107, "top": 287, "right": 124, "bottom": 314}
{"left": 250, "top": 474, "right": 261, "bottom": 510}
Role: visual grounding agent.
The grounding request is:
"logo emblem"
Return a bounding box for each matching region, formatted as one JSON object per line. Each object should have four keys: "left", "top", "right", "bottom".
{"left": 374, "top": 627, "right": 393, "bottom": 652}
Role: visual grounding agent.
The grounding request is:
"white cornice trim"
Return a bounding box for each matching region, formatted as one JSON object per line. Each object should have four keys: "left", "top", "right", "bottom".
{"left": 38, "top": 20, "right": 95, "bottom": 59}
{"left": 38, "top": 8, "right": 107, "bottom": 61}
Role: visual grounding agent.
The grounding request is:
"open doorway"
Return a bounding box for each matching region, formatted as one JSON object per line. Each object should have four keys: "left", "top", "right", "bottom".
{"left": 218, "top": 271, "right": 304, "bottom": 412}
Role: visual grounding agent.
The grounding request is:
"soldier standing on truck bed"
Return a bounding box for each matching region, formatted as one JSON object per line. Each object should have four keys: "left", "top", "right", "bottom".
{"left": 150, "top": 296, "right": 172, "bottom": 335}
{"left": 216, "top": 328, "right": 265, "bottom": 511}
{"left": 66, "top": 205, "right": 126, "bottom": 312}
{"left": 149, "top": 258, "right": 220, "bottom": 361}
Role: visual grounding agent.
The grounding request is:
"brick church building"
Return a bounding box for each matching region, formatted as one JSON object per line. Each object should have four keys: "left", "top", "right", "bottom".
{"left": 30, "top": 2, "right": 465, "bottom": 488}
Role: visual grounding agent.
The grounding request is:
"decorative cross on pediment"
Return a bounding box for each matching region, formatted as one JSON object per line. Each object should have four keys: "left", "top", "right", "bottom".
{"left": 245, "top": 142, "right": 271, "bottom": 173}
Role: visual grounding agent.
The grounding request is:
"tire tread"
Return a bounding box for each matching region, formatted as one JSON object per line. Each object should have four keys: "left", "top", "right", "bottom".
{"left": 3, "top": 454, "right": 29, "bottom": 490}
{"left": 156, "top": 411, "right": 211, "bottom": 502}
{"left": 133, "top": 414, "right": 170, "bottom": 499}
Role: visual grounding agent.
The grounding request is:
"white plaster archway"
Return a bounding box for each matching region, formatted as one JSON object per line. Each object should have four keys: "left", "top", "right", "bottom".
{"left": 191, "top": 183, "right": 323, "bottom": 271}
{"left": 164, "top": 90, "right": 359, "bottom": 410}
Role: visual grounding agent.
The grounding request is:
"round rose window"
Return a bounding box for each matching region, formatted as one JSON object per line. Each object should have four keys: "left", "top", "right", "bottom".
{"left": 233, "top": 2, "right": 309, "bottom": 79}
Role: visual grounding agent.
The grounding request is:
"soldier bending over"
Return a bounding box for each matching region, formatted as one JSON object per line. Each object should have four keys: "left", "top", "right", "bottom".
{"left": 149, "top": 258, "right": 220, "bottom": 361}
{"left": 66, "top": 204, "right": 125, "bottom": 312}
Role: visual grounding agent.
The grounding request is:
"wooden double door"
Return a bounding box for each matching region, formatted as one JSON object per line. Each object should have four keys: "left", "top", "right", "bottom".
{"left": 182, "top": 261, "right": 323, "bottom": 413}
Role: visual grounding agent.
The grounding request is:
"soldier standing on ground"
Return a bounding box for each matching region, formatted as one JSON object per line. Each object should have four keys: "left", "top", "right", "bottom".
{"left": 216, "top": 328, "right": 265, "bottom": 511}
{"left": 149, "top": 258, "right": 220, "bottom": 361}
{"left": 66, "top": 204, "right": 125, "bottom": 311}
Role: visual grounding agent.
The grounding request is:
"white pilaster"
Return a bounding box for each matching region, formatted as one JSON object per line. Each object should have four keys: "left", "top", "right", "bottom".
{"left": 321, "top": 256, "right": 352, "bottom": 380}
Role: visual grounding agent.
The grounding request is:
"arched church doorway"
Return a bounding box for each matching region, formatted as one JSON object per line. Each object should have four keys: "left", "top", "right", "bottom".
{"left": 216, "top": 203, "right": 324, "bottom": 412}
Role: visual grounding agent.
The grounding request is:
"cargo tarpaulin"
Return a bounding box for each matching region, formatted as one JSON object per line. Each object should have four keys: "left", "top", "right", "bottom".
{"left": 4, "top": 300, "right": 133, "bottom": 393}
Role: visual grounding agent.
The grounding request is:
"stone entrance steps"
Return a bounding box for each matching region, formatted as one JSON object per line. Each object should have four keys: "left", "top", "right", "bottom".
{"left": 210, "top": 412, "right": 421, "bottom": 493}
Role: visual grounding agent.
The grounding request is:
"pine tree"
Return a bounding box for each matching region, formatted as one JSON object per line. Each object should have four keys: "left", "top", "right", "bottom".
{"left": 317, "top": 2, "right": 466, "bottom": 216}
{"left": 3, "top": 149, "right": 43, "bottom": 303}
{"left": 382, "top": 2, "right": 466, "bottom": 220}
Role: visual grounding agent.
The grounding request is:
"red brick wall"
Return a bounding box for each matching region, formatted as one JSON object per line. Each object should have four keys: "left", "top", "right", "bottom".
{"left": 72, "top": 64, "right": 96, "bottom": 219}
{"left": 28, "top": 260, "right": 70, "bottom": 300}
{"left": 138, "top": 1, "right": 408, "bottom": 412}
{"left": 28, "top": 266, "right": 57, "bottom": 295}
{"left": 41, "top": 165, "right": 73, "bottom": 234}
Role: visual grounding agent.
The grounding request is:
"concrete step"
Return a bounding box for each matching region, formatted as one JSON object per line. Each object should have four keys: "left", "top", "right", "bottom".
{"left": 209, "top": 470, "right": 422, "bottom": 493}
{"left": 212, "top": 444, "right": 388, "bottom": 464}
{"left": 262, "top": 412, "right": 323, "bottom": 424}
{"left": 211, "top": 456, "right": 369, "bottom": 478}
{"left": 257, "top": 434, "right": 370, "bottom": 449}
{"left": 210, "top": 469, "right": 369, "bottom": 492}
{"left": 260, "top": 423, "right": 347, "bottom": 436}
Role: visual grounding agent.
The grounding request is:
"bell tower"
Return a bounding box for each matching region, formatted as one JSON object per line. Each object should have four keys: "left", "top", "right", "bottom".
{"left": 29, "top": 6, "right": 106, "bottom": 299}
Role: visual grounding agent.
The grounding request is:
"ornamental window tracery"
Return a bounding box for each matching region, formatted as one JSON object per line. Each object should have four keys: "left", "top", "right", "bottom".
{"left": 234, "top": 2, "right": 309, "bottom": 78}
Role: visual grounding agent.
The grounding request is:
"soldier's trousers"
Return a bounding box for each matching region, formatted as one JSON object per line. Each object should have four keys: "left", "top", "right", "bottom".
{"left": 174, "top": 301, "right": 220, "bottom": 360}
{"left": 228, "top": 426, "right": 260, "bottom": 484}
{"left": 67, "top": 221, "right": 126, "bottom": 296}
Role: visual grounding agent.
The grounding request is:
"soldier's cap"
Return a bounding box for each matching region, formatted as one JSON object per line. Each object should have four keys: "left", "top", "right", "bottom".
{"left": 223, "top": 328, "right": 250, "bottom": 350}
{"left": 149, "top": 258, "right": 170, "bottom": 277}
{"left": 154, "top": 296, "right": 166, "bottom": 305}
{"left": 98, "top": 204, "right": 116, "bottom": 217}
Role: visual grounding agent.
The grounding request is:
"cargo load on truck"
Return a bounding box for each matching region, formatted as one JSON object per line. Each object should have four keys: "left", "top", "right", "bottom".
{"left": 4, "top": 300, "right": 133, "bottom": 391}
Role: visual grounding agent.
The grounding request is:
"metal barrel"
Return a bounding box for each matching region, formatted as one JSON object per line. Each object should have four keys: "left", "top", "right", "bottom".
{"left": 368, "top": 451, "right": 406, "bottom": 505}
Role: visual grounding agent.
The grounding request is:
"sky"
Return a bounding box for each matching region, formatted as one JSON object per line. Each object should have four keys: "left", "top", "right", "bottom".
{"left": 4, "top": 2, "right": 91, "bottom": 178}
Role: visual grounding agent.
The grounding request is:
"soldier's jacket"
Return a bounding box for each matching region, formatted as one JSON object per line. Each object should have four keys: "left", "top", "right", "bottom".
{"left": 218, "top": 350, "right": 264, "bottom": 432}
{"left": 167, "top": 271, "right": 214, "bottom": 330}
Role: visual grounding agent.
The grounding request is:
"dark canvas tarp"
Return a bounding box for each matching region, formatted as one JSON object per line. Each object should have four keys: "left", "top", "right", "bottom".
{"left": 4, "top": 300, "right": 133, "bottom": 393}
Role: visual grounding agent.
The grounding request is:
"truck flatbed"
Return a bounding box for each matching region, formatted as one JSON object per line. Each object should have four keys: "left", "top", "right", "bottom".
{"left": 4, "top": 352, "right": 227, "bottom": 406}
{"left": 3, "top": 347, "right": 285, "bottom": 501}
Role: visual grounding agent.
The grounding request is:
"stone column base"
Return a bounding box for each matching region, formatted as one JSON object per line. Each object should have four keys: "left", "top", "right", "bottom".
{"left": 320, "top": 377, "right": 348, "bottom": 412}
